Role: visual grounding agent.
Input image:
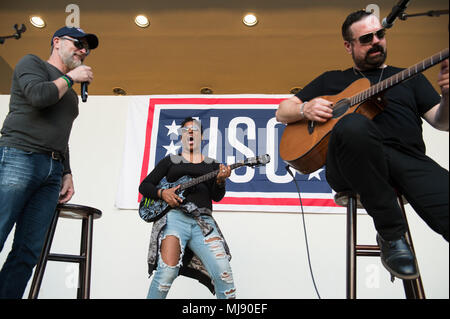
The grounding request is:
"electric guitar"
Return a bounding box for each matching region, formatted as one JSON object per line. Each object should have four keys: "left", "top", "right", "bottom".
{"left": 139, "top": 154, "right": 271, "bottom": 222}
{"left": 279, "top": 48, "right": 449, "bottom": 174}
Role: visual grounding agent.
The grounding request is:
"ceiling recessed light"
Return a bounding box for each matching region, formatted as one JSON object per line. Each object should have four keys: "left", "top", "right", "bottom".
{"left": 243, "top": 13, "right": 258, "bottom": 27}
{"left": 30, "top": 16, "right": 46, "bottom": 28}
{"left": 135, "top": 15, "right": 150, "bottom": 28}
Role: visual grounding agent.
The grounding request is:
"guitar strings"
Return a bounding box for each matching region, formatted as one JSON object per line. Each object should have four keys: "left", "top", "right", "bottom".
{"left": 285, "top": 165, "right": 321, "bottom": 299}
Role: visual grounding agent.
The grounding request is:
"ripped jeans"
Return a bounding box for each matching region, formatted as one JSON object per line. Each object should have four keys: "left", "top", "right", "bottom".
{"left": 147, "top": 209, "right": 236, "bottom": 299}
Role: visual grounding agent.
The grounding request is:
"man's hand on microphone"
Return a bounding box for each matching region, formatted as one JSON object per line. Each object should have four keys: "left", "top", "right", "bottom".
{"left": 67, "top": 65, "right": 94, "bottom": 84}
{"left": 53, "top": 65, "right": 94, "bottom": 99}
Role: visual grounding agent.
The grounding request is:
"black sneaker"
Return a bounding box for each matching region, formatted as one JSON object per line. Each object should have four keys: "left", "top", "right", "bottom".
{"left": 376, "top": 233, "right": 419, "bottom": 280}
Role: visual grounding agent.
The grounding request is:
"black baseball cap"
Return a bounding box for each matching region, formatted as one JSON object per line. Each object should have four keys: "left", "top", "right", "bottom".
{"left": 51, "top": 26, "right": 99, "bottom": 50}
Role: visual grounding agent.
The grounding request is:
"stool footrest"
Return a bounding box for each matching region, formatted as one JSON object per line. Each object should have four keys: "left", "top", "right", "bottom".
{"left": 48, "top": 253, "right": 86, "bottom": 263}
{"left": 356, "top": 251, "right": 380, "bottom": 257}
{"left": 355, "top": 244, "right": 380, "bottom": 257}
{"left": 356, "top": 244, "right": 379, "bottom": 250}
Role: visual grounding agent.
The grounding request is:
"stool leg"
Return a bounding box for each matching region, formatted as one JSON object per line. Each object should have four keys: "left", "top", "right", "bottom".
{"left": 397, "top": 196, "right": 426, "bottom": 299}
{"left": 28, "top": 209, "right": 60, "bottom": 299}
{"left": 77, "top": 218, "right": 86, "bottom": 299}
{"left": 346, "top": 195, "right": 357, "bottom": 299}
{"left": 84, "top": 215, "right": 94, "bottom": 299}
{"left": 77, "top": 215, "right": 93, "bottom": 299}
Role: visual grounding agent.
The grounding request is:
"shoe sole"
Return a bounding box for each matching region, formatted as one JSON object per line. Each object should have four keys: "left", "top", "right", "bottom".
{"left": 379, "top": 257, "right": 420, "bottom": 280}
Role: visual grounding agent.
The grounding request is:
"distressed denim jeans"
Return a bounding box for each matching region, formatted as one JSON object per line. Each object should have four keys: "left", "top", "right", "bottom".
{"left": 147, "top": 209, "right": 236, "bottom": 299}
{"left": 0, "top": 146, "right": 63, "bottom": 298}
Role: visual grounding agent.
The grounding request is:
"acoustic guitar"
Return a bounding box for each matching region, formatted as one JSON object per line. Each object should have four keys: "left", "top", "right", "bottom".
{"left": 279, "top": 48, "right": 449, "bottom": 174}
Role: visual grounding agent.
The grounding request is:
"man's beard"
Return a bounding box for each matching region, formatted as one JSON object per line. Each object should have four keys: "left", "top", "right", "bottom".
{"left": 353, "top": 44, "right": 387, "bottom": 70}
{"left": 58, "top": 45, "right": 83, "bottom": 70}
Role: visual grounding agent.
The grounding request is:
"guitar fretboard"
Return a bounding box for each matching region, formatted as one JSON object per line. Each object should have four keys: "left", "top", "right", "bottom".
{"left": 179, "top": 162, "right": 244, "bottom": 191}
{"left": 350, "top": 48, "right": 449, "bottom": 106}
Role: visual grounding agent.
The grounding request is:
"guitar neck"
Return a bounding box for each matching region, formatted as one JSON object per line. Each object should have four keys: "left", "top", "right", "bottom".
{"left": 179, "top": 162, "right": 244, "bottom": 191}
{"left": 351, "top": 48, "right": 449, "bottom": 106}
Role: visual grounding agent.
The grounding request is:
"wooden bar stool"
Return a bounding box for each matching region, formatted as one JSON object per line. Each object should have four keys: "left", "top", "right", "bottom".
{"left": 334, "top": 191, "right": 425, "bottom": 299}
{"left": 28, "top": 203, "right": 102, "bottom": 299}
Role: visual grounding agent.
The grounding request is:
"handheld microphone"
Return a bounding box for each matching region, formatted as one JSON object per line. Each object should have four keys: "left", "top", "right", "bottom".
{"left": 81, "top": 82, "right": 88, "bottom": 102}
{"left": 382, "top": 0, "right": 410, "bottom": 29}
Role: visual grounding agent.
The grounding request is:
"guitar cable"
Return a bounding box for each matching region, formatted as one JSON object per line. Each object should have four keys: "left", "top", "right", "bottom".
{"left": 285, "top": 165, "right": 321, "bottom": 299}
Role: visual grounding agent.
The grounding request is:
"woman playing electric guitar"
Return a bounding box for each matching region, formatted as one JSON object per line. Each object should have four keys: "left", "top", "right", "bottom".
{"left": 139, "top": 117, "right": 235, "bottom": 299}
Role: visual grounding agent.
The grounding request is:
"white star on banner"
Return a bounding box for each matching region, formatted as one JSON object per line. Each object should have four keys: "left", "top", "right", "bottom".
{"left": 165, "top": 120, "right": 181, "bottom": 136}
{"left": 308, "top": 168, "right": 324, "bottom": 181}
{"left": 163, "top": 141, "right": 181, "bottom": 156}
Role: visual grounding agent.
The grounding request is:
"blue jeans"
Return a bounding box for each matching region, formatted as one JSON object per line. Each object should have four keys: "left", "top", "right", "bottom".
{"left": 0, "top": 146, "right": 63, "bottom": 298}
{"left": 147, "top": 209, "right": 236, "bottom": 299}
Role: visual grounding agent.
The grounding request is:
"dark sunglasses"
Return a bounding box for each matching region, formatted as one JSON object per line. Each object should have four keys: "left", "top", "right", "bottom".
{"left": 60, "top": 36, "right": 90, "bottom": 55}
{"left": 181, "top": 125, "right": 200, "bottom": 132}
{"left": 354, "top": 28, "right": 386, "bottom": 45}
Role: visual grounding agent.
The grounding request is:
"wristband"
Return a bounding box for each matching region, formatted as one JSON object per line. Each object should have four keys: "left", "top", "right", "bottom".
{"left": 300, "top": 101, "right": 307, "bottom": 119}
{"left": 65, "top": 74, "right": 74, "bottom": 87}
{"left": 61, "top": 75, "right": 74, "bottom": 88}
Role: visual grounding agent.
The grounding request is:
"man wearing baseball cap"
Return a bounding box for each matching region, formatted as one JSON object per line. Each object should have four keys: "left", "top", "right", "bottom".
{"left": 0, "top": 26, "right": 98, "bottom": 298}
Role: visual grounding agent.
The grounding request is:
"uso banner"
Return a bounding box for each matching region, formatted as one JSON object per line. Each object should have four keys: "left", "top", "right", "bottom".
{"left": 115, "top": 95, "right": 344, "bottom": 213}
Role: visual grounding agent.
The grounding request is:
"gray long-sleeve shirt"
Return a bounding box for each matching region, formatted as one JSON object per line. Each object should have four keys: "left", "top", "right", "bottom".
{"left": 0, "top": 54, "right": 79, "bottom": 173}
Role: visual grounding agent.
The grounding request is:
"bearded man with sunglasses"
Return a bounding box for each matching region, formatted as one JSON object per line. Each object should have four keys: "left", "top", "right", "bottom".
{"left": 0, "top": 26, "right": 98, "bottom": 298}
{"left": 276, "top": 10, "right": 448, "bottom": 281}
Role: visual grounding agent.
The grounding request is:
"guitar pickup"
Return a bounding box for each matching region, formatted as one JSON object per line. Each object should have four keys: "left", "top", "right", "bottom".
{"left": 308, "top": 121, "right": 315, "bottom": 134}
{"left": 332, "top": 98, "right": 351, "bottom": 118}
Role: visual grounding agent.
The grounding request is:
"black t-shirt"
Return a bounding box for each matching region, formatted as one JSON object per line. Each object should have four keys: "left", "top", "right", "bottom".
{"left": 295, "top": 66, "right": 441, "bottom": 153}
{"left": 139, "top": 155, "right": 226, "bottom": 210}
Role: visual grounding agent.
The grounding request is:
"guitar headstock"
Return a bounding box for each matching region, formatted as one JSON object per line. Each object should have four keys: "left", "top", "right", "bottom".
{"left": 243, "top": 154, "right": 271, "bottom": 167}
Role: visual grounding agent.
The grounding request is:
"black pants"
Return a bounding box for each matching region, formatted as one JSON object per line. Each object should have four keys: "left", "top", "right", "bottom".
{"left": 326, "top": 113, "right": 449, "bottom": 241}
